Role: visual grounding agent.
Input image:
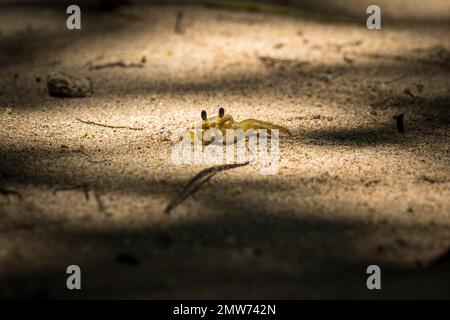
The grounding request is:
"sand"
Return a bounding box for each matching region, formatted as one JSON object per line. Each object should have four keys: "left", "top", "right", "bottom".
{"left": 0, "top": 3, "right": 449, "bottom": 298}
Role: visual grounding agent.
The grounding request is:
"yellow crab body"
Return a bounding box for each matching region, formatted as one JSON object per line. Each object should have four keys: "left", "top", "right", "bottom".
{"left": 187, "top": 108, "right": 292, "bottom": 145}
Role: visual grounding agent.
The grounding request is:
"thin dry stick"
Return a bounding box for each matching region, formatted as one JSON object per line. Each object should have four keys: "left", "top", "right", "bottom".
{"left": 76, "top": 118, "right": 144, "bottom": 131}
{"left": 75, "top": 149, "right": 109, "bottom": 164}
{"left": 352, "top": 51, "right": 408, "bottom": 62}
{"left": 175, "top": 10, "right": 185, "bottom": 34}
{"left": 88, "top": 60, "right": 144, "bottom": 70}
{"left": 53, "top": 183, "right": 90, "bottom": 200}
{"left": 393, "top": 113, "right": 405, "bottom": 133}
{"left": 164, "top": 162, "right": 250, "bottom": 214}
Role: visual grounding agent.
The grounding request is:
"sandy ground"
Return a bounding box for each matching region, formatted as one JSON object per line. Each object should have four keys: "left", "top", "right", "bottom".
{"left": 0, "top": 3, "right": 449, "bottom": 298}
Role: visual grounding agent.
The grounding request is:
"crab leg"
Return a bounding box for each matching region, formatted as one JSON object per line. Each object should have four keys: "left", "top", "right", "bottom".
{"left": 239, "top": 119, "right": 292, "bottom": 136}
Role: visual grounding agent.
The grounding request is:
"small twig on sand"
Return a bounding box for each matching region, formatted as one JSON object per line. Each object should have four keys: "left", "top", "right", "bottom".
{"left": 53, "top": 183, "right": 90, "bottom": 200}
{"left": 88, "top": 60, "right": 144, "bottom": 70}
{"left": 164, "top": 162, "right": 250, "bottom": 214}
{"left": 76, "top": 118, "right": 144, "bottom": 131}
{"left": 354, "top": 52, "right": 408, "bottom": 63}
{"left": 175, "top": 10, "right": 185, "bottom": 34}
{"left": 75, "top": 149, "right": 109, "bottom": 164}
{"left": 393, "top": 113, "right": 405, "bottom": 133}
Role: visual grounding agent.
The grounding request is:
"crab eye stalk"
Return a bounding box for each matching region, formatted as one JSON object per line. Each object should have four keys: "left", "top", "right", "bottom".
{"left": 218, "top": 107, "right": 225, "bottom": 118}
{"left": 201, "top": 110, "right": 207, "bottom": 120}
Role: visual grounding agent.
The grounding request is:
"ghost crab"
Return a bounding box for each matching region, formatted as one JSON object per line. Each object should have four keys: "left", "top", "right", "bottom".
{"left": 185, "top": 107, "right": 292, "bottom": 145}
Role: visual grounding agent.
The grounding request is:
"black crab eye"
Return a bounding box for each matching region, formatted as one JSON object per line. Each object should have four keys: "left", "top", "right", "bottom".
{"left": 218, "top": 107, "right": 225, "bottom": 118}
{"left": 201, "top": 110, "right": 207, "bottom": 120}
